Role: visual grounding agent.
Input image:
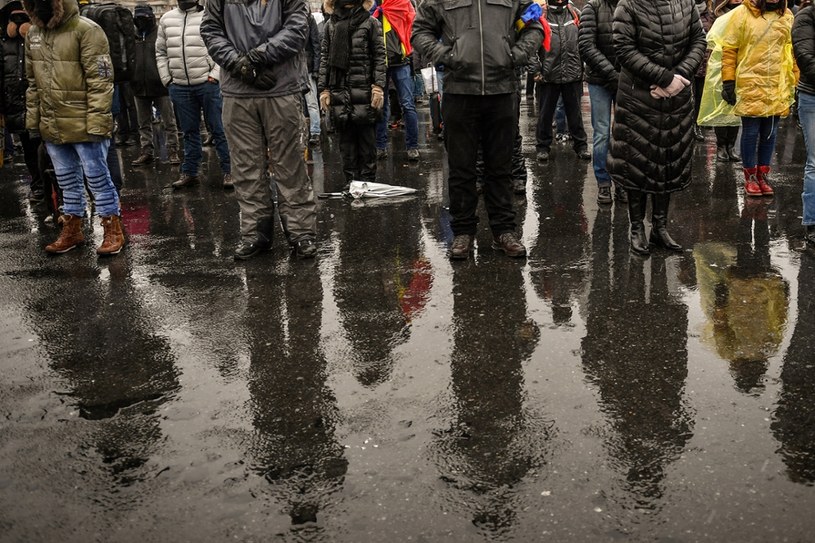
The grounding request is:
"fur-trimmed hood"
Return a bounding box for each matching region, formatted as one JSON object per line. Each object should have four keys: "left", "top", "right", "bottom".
{"left": 22, "top": 0, "right": 76, "bottom": 30}
{"left": 323, "top": 0, "right": 375, "bottom": 16}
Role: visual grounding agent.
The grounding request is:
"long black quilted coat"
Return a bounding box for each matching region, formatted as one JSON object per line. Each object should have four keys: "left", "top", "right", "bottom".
{"left": 608, "top": 0, "right": 706, "bottom": 194}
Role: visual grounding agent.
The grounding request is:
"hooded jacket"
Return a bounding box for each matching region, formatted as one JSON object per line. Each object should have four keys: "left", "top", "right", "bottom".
{"left": 720, "top": 2, "right": 796, "bottom": 117}
{"left": 156, "top": 4, "right": 219, "bottom": 87}
{"left": 793, "top": 4, "right": 815, "bottom": 96}
{"left": 1, "top": 2, "right": 28, "bottom": 132}
{"left": 537, "top": 1, "right": 583, "bottom": 84}
{"left": 23, "top": 0, "right": 113, "bottom": 143}
{"left": 579, "top": 0, "right": 619, "bottom": 89}
{"left": 411, "top": 0, "right": 543, "bottom": 95}
{"left": 200, "top": 0, "right": 308, "bottom": 98}
{"left": 318, "top": 0, "right": 386, "bottom": 126}
{"left": 132, "top": 4, "right": 166, "bottom": 97}
{"left": 607, "top": 0, "right": 707, "bottom": 193}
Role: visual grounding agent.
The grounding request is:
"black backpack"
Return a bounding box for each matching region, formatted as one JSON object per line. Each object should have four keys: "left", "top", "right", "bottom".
{"left": 80, "top": 3, "right": 136, "bottom": 82}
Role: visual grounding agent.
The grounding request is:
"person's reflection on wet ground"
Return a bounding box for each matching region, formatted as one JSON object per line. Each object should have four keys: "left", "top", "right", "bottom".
{"left": 24, "top": 254, "right": 179, "bottom": 488}
{"left": 430, "top": 259, "right": 547, "bottom": 537}
{"left": 244, "top": 265, "right": 347, "bottom": 530}
{"left": 694, "top": 198, "right": 789, "bottom": 394}
{"left": 334, "top": 200, "right": 431, "bottom": 387}
{"left": 772, "top": 251, "right": 815, "bottom": 485}
{"left": 581, "top": 206, "right": 693, "bottom": 510}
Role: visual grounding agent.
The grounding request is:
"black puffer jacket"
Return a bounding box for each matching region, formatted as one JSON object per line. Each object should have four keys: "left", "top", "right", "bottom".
{"left": 608, "top": 0, "right": 706, "bottom": 194}
{"left": 1, "top": 7, "right": 27, "bottom": 132}
{"left": 411, "top": 0, "right": 543, "bottom": 95}
{"left": 793, "top": 5, "right": 815, "bottom": 96}
{"left": 579, "top": 0, "right": 619, "bottom": 88}
{"left": 538, "top": 2, "right": 583, "bottom": 84}
{"left": 318, "top": 4, "right": 386, "bottom": 126}
{"left": 132, "top": 12, "right": 167, "bottom": 97}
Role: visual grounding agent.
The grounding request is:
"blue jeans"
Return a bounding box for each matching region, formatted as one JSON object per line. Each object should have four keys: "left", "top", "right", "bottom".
{"left": 45, "top": 140, "right": 120, "bottom": 217}
{"left": 588, "top": 83, "right": 614, "bottom": 187}
{"left": 798, "top": 91, "right": 815, "bottom": 226}
{"left": 304, "top": 76, "right": 321, "bottom": 136}
{"left": 740, "top": 116, "right": 779, "bottom": 169}
{"left": 168, "top": 82, "right": 230, "bottom": 176}
{"left": 376, "top": 64, "right": 418, "bottom": 151}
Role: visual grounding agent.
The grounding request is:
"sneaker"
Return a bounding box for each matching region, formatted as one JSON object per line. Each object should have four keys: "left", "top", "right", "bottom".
{"left": 167, "top": 150, "right": 182, "bottom": 165}
{"left": 536, "top": 150, "right": 549, "bottom": 162}
{"left": 449, "top": 234, "right": 474, "bottom": 260}
{"left": 376, "top": 148, "right": 388, "bottom": 160}
{"left": 233, "top": 239, "right": 271, "bottom": 261}
{"left": 223, "top": 173, "right": 234, "bottom": 190}
{"left": 293, "top": 236, "right": 317, "bottom": 259}
{"left": 131, "top": 150, "right": 154, "bottom": 167}
{"left": 492, "top": 232, "right": 526, "bottom": 258}
{"left": 407, "top": 148, "right": 420, "bottom": 161}
{"left": 597, "top": 186, "right": 613, "bottom": 205}
{"left": 172, "top": 173, "right": 199, "bottom": 189}
{"left": 614, "top": 186, "right": 628, "bottom": 203}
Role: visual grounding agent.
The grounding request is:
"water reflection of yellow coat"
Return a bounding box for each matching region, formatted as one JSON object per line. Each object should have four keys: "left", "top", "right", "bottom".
{"left": 694, "top": 243, "right": 789, "bottom": 363}
{"left": 720, "top": 2, "right": 797, "bottom": 118}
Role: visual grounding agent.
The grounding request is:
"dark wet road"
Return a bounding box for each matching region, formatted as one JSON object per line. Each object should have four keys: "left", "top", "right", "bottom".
{"left": 1, "top": 101, "right": 814, "bottom": 542}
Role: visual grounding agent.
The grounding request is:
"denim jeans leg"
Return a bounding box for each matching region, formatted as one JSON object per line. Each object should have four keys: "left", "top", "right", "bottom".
{"left": 305, "top": 77, "right": 321, "bottom": 136}
{"left": 393, "top": 64, "right": 419, "bottom": 150}
{"left": 45, "top": 142, "right": 87, "bottom": 217}
{"left": 375, "top": 70, "right": 391, "bottom": 150}
{"left": 75, "top": 140, "right": 120, "bottom": 217}
{"left": 756, "top": 116, "right": 779, "bottom": 167}
{"left": 740, "top": 117, "right": 761, "bottom": 169}
{"left": 169, "top": 84, "right": 203, "bottom": 175}
{"left": 588, "top": 83, "right": 612, "bottom": 187}
{"left": 200, "top": 82, "right": 231, "bottom": 174}
{"left": 799, "top": 92, "right": 815, "bottom": 226}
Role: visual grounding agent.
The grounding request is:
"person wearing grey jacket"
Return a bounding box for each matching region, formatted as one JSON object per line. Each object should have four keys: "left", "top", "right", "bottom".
{"left": 201, "top": 0, "right": 317, "bottom": 260}
{"left": 412, "top": 0, "right": 543, "bottom": 260}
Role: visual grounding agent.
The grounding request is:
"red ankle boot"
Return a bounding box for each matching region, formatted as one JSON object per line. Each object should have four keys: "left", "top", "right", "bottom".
{"left": 743, "top": 167, "right": 762, "bottom": 197}
{"left": 757, "top": 165, "right": 774, "bottom": 196}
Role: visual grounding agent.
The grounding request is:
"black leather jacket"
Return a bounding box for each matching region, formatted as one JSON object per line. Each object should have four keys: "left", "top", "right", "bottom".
{"left": 794, "top": 4, "right": 815, "bottom": 96}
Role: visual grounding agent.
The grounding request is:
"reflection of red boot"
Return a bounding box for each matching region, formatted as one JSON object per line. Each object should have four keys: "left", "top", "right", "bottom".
{"left": 743, "top": 167, "right": 762, "bottom": 197}
{"left": 757, "top": 165, "right": 774, "bottom": 196}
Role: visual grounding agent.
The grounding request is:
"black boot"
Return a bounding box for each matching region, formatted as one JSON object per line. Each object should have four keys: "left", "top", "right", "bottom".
{"left": 693, "top": 124, "right": 704, "bottom": 142}
{"left": 716, "top": 145, "right": 730, "bottom": 161}
{"left": 234, "top": 217, "right": 274, "bottom": 260}
{"left": 726, "top": 126, "right": 741, "bottom": 162}
{"left": 805, "top": 225, "right": 815, "bottom": 246}
{"left": 649, "top": 193, "right": 683, "bottom": 252}
{"left": 628, "top": 190, "right": 650, "bottom": 256}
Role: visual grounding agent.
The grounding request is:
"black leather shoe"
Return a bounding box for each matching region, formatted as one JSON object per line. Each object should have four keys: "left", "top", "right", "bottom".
{"left": 577, "top": 149, "right": 591, "bottom": 160}
{"left": 449, "top": 234, "right": 474, "bottom": 260}
{"left": 492, "top": 232, "right": 527, "bottom": 258}
{"left": 293, "top": 236, "right": 317, "bottom": 259}
{"left": 805, "top": 225, "right": 815, "bottom": 246}
{"left": 716, "top": 146, "right": 730, "bottom": 161}
{"left": 597, "top": 186, "right": 612, "bottom": 205}
{"left": 727, "top": 145, "right": 742, "bottom": 162}
{"left": 233, "top": 240, "right": 271, "bottom": 260}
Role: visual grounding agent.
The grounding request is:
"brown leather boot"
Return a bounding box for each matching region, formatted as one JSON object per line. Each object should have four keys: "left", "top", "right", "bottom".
{"left": 492, "top": 232, "right": 527, "bottom": 258}
{"left": 97, "top": 215, "right": 125, "bottom": 256}
{"left": 131, "top": 148, "right": 154, "bottom": 166}
{"left": 45, "top": 215, "right": 85, "bottom": 254}
{"left": 172, "top": 173, "right": 199, "bottom": 189}
{"left": 449, "top": 234, "right": 474, "bottom": 260}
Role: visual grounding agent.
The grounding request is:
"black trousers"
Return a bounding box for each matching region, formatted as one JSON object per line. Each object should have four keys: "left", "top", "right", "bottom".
{"left": 19, "top": 131, "right": 43, "bottom": 193}
{"left": 443, "top": 93, "right": 516, "bottom": 236}
{"left": 536, "top": 81, "right": 588, "bottom": 152}
{"left": 339, "top": 123, "right": 376, "bottom": 184}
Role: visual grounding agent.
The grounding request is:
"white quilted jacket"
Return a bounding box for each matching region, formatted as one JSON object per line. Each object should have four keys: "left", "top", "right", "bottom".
{"left": 156, "top": 7, "right": 219, "bottom": 86}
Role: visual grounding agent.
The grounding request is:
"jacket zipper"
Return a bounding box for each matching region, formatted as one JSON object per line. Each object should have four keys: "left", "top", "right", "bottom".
{"left": 477, "top": 0, "right": 485, "bottom": 95}
{"left": 181, "top": 10, "right": 191, "bottom": 85}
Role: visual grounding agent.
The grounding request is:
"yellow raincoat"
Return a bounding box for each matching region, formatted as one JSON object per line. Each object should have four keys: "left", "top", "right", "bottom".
{"left": 720, "top": 2, "right": 797, "bottom": 118}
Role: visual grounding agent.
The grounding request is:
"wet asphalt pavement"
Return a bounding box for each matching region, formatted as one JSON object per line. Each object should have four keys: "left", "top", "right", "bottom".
{"left": 1, "top": 99, "right": 815, "bottom": 542}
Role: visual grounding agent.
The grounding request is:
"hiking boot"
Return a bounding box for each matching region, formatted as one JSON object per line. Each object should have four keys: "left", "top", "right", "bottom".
{"left": 234, "top": 217, "right": 274, "bottom": 260}
{"left": 376, "top": 148, "right": 388, "bottom": 160}
{"left": 614, "top": 186, "right": 628, "bottom": 203}
{"left": 131, "top": 149, "right": 154, "bottom": 167}
{"left": 492, "top": 232, "right": 527, "bottom": 258}
{"left": 757, "top": 165, "right": 774, "bottom": 196}
{"left": 743, "top": 167, "right": 762, "bottom": 197}
{"left": 293, "top": 236, "right": 317, "bottom": 259}
{"left": 97, "top": 215, "right": 125, "bottom": 256}
{"left": 407, "top": 148, "right": 420, "bottom": 161}
{"left": 45, "top": 214, "right": 84, "bottom": 254}
{"left": 167, "top": 149, "right": 181, "bottom": 165}
{"left": 536, "top": 150, "right": 549, "bottom": 162}
{"left": 597, "top": 186, "right": 612, "bottom": 205}
{"left": 223, "top": 173, "right": 235, "bottom": 190}
{"left": 172, "top": 173, "right": 199, "bottom": 189}
{"left": 449, "top": 234, "right": 474, "bottom": 260}
{"left": 577, "top": 148, "right": 591, "bottom": 160}
{"left": 308, "top": 134, "right": 321, "bottom": 146}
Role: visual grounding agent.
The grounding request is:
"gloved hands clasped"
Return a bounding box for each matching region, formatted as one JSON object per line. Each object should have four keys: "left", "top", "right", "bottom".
{"left": 650, "top": 74, "right": 691, "bottom": 100}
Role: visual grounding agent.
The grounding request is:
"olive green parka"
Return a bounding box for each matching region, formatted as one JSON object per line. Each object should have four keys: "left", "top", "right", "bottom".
{"left": 23, "top": 0, "right": 113, "bottom": 143}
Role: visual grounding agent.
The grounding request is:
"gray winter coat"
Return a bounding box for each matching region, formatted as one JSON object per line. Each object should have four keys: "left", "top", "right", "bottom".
{"left": 201, "top": 0, "right": 308, "bottom": 98}
{"left": 411, "top": 0, "right": 543, "bottom": 95}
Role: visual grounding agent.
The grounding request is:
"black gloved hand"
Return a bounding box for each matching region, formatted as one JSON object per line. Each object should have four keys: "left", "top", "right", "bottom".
{"left": 231, "top": 54, "right": 256, "bottom": 84}
{"left": 722, "top": 80, "right": 736, "bottom": 106}
{"left": 246, "top": 47, "right": 266, "bottom": 67}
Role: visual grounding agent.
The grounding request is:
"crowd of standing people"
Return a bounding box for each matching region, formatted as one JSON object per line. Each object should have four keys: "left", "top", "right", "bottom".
{"left": 0, "top": 0, "right": 813, "bottom": 261}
